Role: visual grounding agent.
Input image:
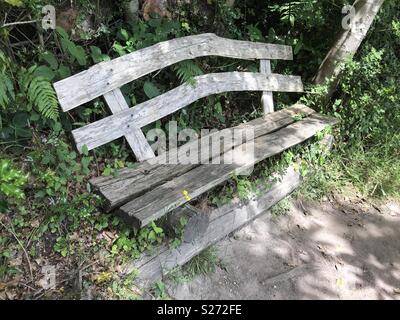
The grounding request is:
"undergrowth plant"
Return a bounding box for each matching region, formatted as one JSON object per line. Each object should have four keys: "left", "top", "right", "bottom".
{"left": 0, "top": 51, "right": 59, "bottom": 120}
{"left": 0, "top": 159, "right": 27, "bottom": 211}
{"left": 0, "top": 0, "right": 399, "bottom": 299}
{"left": 299, "top": 11, "right": 400, "bottom": 199}
{"left": 271, "top": 197, "right": 292, "bottom": 217}
{"left": 169, "top": 246, "right": 223, "bottom": 284}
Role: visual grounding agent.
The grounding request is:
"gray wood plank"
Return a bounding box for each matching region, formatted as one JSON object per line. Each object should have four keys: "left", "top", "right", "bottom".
{"left": 260, "top": 60, "right": 274, "bottom": 114}
{"left": 72, "top": 72, "right": 304, "bottom": 153}
{"left": 123, "top": 166, "right": 302, "bottom": 287}
{"left": 103, "top": 89, "right": 127, "bottom": 113}
{"left": 96, "top": 164, "right": 197, "bottom": 211}
{"left": 90, "top": 104, "right": 314, "bottom": 210}
{"left": 53, "top": 34, "right": 293, "bottom": 111}
{"left": 117, "top": 113, "right": 337, "bottom": 228}
{"left": 103, "top": 89, "right": 155, "bottom": 161}
{"left": 123, "top": 135, "right": 335, "bottom": 286}
{"left": 165, "top": 205, "right": 210, "bottom": 244}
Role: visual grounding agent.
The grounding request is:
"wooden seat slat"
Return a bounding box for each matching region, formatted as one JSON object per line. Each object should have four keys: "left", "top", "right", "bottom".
{"left": 115, "top": 113, "right": 337, "bottom": 228}
{"left": 90, "top": 104, "right": 315, "bottom": 210}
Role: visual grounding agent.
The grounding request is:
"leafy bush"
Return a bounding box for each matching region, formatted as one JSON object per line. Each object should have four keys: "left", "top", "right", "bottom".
{"left": 0, "top": 159, "right": 27, "bottom": 210}
{"left": 1, "top": 0, "right": 400, "bottom": 298}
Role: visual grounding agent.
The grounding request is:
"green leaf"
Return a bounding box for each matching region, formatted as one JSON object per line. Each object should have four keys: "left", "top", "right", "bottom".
{"left": 143, "top": 81, "right": 161, "bottom": 99}
{"left": 119, "top": 28, "right": 130, "bottom": 41}
{"left": 60, "top": 36, "right": 87, "bottom": 66}
{"left": 4, "top": 0, "right": 23, "bottom": 7}
{"left": 34, "top": 65, "right": 56, "bottom": 81}
{"left": 290, "top": 14, "right": 295, "bottom": 27}
{"left": 0, "top": 67, "right": 15, "bottom": 109}
{"left": 30, "top": 111, "right": 40, "bottom": 122}
{"left": 0, "top": 160, "right": 27, "bottom": 200}
{"left": 57, "top": 65, "right": 71, "bottom": 79}
{"left": 173, "top": 60, "right": 203, "bottom": 85}
{"left": 90, "top": 46, "right": 110, "bottom": 64}
{"left": 90, "top": 46, "right": 102, "bottom": 63}
{"left": 56, "top": 27, "right": 69, "bottom": 39}
{"left": 15, "top": 127, "right": 31, "bottom": 139}
{"left": 81, "top": 145, "right": 89, "bottom": 156}
{"left": 294, "top": 41, "right": 303, "bottom": 55}
{"left": 148, "top": 18, "right": 161, "bottom": 28}
{"left": 41, "top": 52, "right": 59, "bottom": 70}
{"left": 0, "top": 199, "right": 8, "bottom": 212}
{"left": 12, "top": 112, "right": 29, "bottom": 127}
{"left": 27, "top": 76, "right": 59, "bottom": 120}
{"left": 113, "top": 43, "right": 126, "bottom": 57}
{"left": 151, "top": 222, "right": 163, "bottom": 234}
{"left": 69, "top": 45, "right": 87, "bottom": 66}
{"left": 148, "top": 230, "right": 157, "bottom": 241}
{"left": 179, "top": 217, "right": 188, "bottom": 227}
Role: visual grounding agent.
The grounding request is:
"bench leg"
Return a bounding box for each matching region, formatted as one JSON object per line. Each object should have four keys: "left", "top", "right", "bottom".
{"left": 260, "top": 59, "right": 274, "bottom": 114}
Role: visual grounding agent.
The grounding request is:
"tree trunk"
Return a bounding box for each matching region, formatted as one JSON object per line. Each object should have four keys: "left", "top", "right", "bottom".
{"left": 313, "top": 0, "right": 385, "bottom": 97}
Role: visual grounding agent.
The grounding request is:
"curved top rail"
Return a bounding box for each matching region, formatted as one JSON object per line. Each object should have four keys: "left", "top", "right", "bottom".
{"left": 53, "top": 33, "right": 293, "bottom": 111}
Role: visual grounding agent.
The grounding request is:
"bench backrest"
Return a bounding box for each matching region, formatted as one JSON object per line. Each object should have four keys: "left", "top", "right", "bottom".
{"left": 53, "top": 33, "right": 303, "bottom": 162}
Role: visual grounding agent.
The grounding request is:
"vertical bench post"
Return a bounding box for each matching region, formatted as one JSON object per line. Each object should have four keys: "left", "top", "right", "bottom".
{"left": 260, "top": 60, "right": 274, "bottom": 114}
{"left": 103, "top": 89, "right": 155, "bottom": 162}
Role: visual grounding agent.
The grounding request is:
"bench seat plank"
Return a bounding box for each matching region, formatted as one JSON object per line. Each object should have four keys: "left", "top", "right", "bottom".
{"left": 90, "top": 104, "right": 315, "bottom": 210}
{"left": 116, "top": 113, "right": 337, "bottom": 228}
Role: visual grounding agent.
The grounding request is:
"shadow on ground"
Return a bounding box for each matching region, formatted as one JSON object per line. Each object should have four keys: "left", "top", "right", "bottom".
{"left": 166, "top": 194, "right": 400, "bottom": 300}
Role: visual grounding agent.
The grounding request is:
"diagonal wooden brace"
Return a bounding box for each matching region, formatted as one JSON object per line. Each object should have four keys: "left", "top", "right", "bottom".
{"left": 103, "top": 89, "right": 155, "bottom": 162}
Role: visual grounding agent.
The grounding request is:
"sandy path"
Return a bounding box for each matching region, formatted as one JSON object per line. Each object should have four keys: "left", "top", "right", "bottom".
{"left": 166, "top": 195, "right": 400, "bottom": 300}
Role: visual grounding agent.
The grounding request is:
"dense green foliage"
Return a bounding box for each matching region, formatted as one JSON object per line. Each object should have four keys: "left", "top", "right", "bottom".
{"left": 0, "top": 0, "right": 399, "bottom": 299}
{"left": 299, "top": 1, "right": 400, "bottom": 198}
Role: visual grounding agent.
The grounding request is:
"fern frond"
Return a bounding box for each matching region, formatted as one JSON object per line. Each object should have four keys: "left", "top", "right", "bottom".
{"left": 173, "top": 60, "right": 203, "bottom": 86}
{"left": 0, "top": 51, "right": 15, "bottom": 109}
{"left": 0, "top": 72, "right": 15, "bottom": 109}
{"left": 27, "top": 76, "right": 59, "bottom": 121}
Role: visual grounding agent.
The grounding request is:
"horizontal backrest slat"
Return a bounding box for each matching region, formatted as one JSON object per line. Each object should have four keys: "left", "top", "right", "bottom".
{"left": 53, "top": 34, "right": 293, "bottom": 111}
{"left": 72, "top": 72, "right": 303, "bottom": 152}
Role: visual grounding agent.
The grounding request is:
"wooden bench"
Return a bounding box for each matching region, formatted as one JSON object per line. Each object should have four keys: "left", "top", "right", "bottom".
{"left": 53, "top": 33, "right": 336, "bottom": 229}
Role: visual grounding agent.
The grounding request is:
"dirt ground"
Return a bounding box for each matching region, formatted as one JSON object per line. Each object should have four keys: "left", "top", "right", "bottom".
{"left": 166, "top": 193, "right": 400, "bottom": 300}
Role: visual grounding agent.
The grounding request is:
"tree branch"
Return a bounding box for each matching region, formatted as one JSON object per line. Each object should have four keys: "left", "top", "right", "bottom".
{"left": 1, "top": 19, "right": 38, "bottom": 28}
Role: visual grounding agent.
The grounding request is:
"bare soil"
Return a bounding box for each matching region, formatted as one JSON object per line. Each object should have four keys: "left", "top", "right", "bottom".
{"left": 166, "top": 193, "right": 400, "bottom": 300}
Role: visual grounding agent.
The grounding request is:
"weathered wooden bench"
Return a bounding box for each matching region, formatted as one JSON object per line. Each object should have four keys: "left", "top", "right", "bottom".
{"left": 53, "top": 33, "right": 336, "bottom": 230}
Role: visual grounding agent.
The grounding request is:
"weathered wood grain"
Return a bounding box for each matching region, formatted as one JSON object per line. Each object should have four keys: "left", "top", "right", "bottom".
{"left": 165, "top": 205, "right": 210, "bottom": 244}
{"left": 123, "top": 166, "right": 302, "bottom": 287}
{"left": 90, "top": 104, "right": 314, "bottom": 210}
{"left": 53, "top": 34, "right": 293, "bottom": 111}
{"left": 97, "top": 164, "right": 197, "bottom": 211}
{"left": 103, "top": 89, "right": 128, "bottom": 113}
{"left": 72, "top": 72, "right": 304, "bottom": 152}
{"left": 117, "top": 113, "right": 337, "bottom": 228}
{"left": 260, "top": 60, "right": 274, "bottom": 114}
{"left": 103, "top": 89, "right": 155, "bottom": 161}
{"left": 123, "top": 134, "right": 336, "bottom": 286}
